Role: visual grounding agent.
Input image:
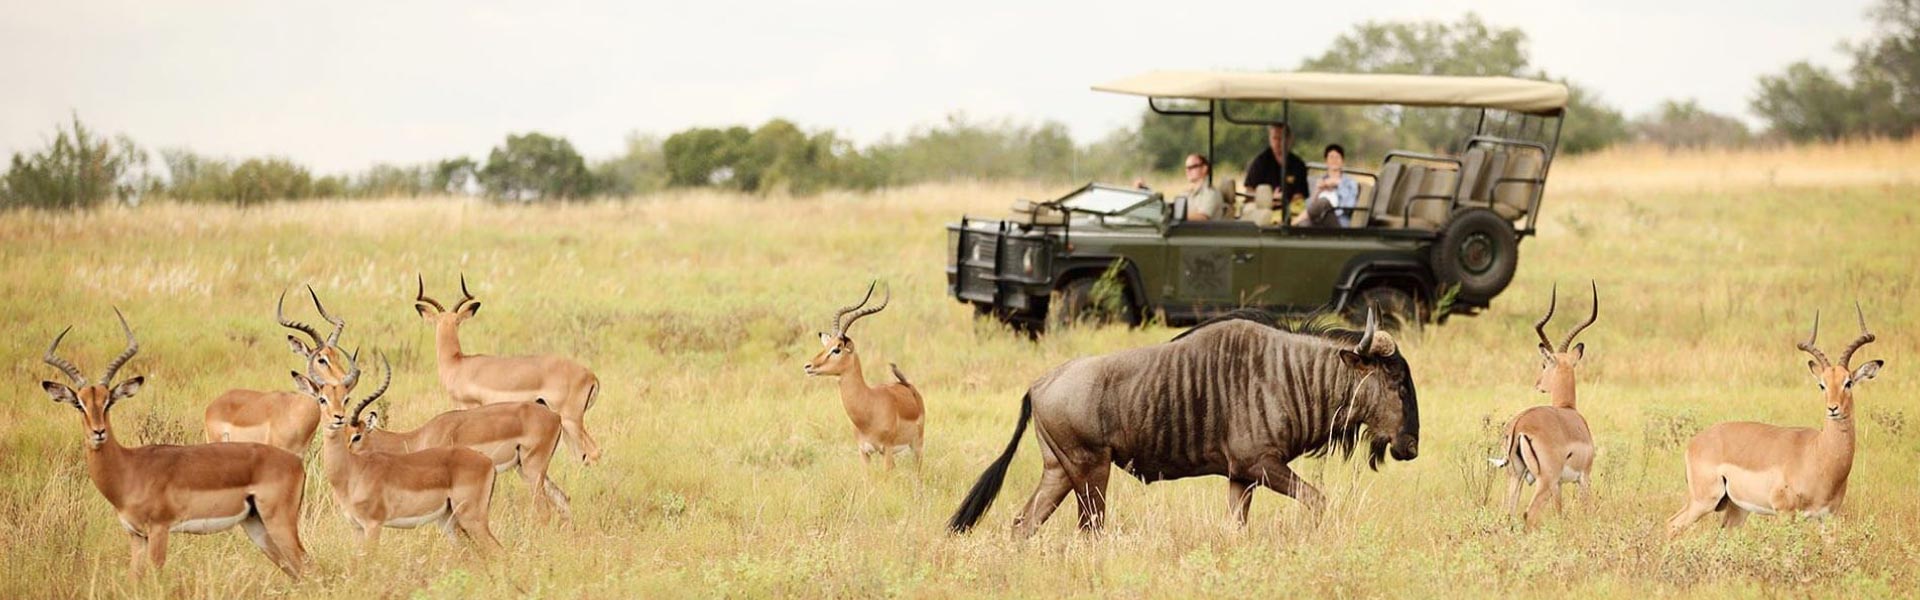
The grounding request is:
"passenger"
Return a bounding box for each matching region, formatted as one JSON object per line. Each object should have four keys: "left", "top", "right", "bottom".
{"left": 1242, "top": 123, "right": 1309, "bottom": 205}
{"left": 1181, "top": 153, "right": 1224, "bottom": 221}
{"left": 1290, "top": 193, "right": 1341, "bottom": 228}
{"left": 1310, "top": 144, "right": 1360, "bottom": 226}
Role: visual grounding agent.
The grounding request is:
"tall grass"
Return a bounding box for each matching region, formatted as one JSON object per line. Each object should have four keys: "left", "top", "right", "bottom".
{"left": 1, "top": 142, "right": 1917, "bottom": 598}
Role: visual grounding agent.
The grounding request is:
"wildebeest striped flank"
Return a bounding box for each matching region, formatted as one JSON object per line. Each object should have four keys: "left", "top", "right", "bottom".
{"left": 948, "top": 309, "right": 1420, "bottom": 535}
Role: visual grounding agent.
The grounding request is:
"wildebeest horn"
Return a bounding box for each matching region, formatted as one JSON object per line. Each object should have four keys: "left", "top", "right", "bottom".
{"left": 1558, "top": 281, "right": 1598, "bottom": 352}
{"left": 100, "top": 308, "right": 139, "bottom": 387}
{"left": 1797, "top": 311, "right": 1830, "bottom": 369}
{"left": 1355, "top": 306, "right": 1377, "bottom": 355}
{"left": 278, "top": 287, "right": 326, "bottom": 347}
{"left": 415, "top": 274, "right": 445, "bottom": 312}
{"left": 841, "top": 283, "right": 891, "bottom": 336}
{"left": 1533, "top": 284, "right": 1557, "bottom": 350}
{"left": 1837, "top": 302, "right": 1876, "bottom": 368}
{"left": 350, "top": 354, "right": 391, "bottom": 425}
{"left": 307, "top": 285, "right": 345, "bottom": 349}
{"left": 830, "top": 281, "right": 877, "bottom": 336}
{"left": 43, "top": 326, "right": 87, "bottom": 387}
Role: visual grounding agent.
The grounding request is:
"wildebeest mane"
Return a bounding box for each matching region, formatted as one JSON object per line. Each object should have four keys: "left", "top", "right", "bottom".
{"left": 1172, "top": 308, "right": 1368, "bottom": 345}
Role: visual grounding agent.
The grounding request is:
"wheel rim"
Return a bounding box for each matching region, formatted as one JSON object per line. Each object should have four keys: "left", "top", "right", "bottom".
{"left": 1460, "top": 232, "right": 1496, "bottom": 275}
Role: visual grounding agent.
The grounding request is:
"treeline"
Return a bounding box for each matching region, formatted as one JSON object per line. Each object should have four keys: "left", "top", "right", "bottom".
{"left": 5, "top": 6, "right": 1914, "bottom": 210}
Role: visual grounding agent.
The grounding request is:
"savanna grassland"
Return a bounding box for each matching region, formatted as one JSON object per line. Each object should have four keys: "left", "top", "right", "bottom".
{"left": 2, "top": 140, "right": 1918, "bottom": 598}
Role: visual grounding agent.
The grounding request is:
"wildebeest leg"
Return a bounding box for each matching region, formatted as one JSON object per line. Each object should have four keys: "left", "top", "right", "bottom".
{"left": 1073, "top": 459, "right": 1111, "bottom": 532}
{"left": 1013, "top": 465, "right": 1072, "bottom": 538}
{"left": 1262, "top": 466, "right": 1325, "bottom": 515}
{"left": 1228, "top": 478, "right": 1256, "bottom": 525}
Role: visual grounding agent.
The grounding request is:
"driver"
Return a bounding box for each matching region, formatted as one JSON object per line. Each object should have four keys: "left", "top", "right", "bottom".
{"left": 1242, "top": 123, "right": 1309, "bottom": 205}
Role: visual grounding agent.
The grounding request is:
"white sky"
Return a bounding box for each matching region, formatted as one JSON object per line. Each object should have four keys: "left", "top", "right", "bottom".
{"left": 0, "top": 0, "right": 1876, "bottom": 173}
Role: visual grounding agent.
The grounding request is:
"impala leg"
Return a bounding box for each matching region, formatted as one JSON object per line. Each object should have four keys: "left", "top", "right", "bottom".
{"left": 125, "top": 531, "right": 148, "bottom": 578}
{"left": 1503, "top": 470, "right": 1524, "bottom": 519}
{"left": 240, "top": 514, "right": 287, "bottom": 573}
{"left": 882, "top": 447, "right": 897, "bottom": 471}
{"left": 358, "top": 520, "right": 383, "bottom": 555}
{"left": 1721, "top": 507, "right": 1750, "bottom": 529}
{"left": 1228, "top": 478, "right": 1257, "bottom": 525}
{"left": 1665, "top": 495, "right": 1720, "bottom": 538}
{"left": 1073, "top": 459, "right": 1111, "bottom": 532}
{"left": 142, "top": 525, "right": 170, "bottom": 574}
{"left": 520, "top": 444, "right": 570, "bottom": 524}
{"left": 453, "top": 498, "right": 502, "bottom": 555}
{"left": 555, "top": 400, "right": 601, "bottom": 465}
{"left": 1524, "top": 481, "right": 1560, "bottom": 530}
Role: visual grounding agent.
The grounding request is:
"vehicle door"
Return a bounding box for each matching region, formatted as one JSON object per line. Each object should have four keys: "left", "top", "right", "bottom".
{"left": 1165, "top": 220, "right": 1266, "bottom": 312}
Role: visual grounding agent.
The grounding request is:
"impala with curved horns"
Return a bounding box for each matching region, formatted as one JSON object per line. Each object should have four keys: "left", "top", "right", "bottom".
{"left": 204, "top": 286, "right": 353, "bottom": 453}
{"left": 41, "top": 310, "right": 310, "bottom": 578}
{"left": 803, "top": 281, "right": 926, "bottom": 469}
{"left": 1666, "top": 305, "right": 1886, "bottom": 535}
{"left": 415, "top": 275, "right": 603, "bottom": 465}
{"left": 1490, "top": 282, "right": 1598, "bottom": 528}
{"left": 298, "top": 352, "right": 502, "bottom": 554}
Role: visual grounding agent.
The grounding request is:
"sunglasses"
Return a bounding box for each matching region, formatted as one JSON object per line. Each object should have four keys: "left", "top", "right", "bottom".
{"left": 1184, "top": 163, "right": 1206, "bottom": 170}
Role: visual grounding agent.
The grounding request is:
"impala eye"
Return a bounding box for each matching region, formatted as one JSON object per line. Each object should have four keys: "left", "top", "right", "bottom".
{"left": 831, "top": 348, "right": 841, "bottom": 355}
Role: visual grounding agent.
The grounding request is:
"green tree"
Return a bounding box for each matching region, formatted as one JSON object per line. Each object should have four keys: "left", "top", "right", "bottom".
{"left": 1, "top": 115, "right": 147, "bottom": 210}
{"left": 226, "top": 157, "right": 314, "bottom": 206}
{"left": 434, "top": 157, "right": 479, "bottom": 195}
{"left": 1632, "top": 99, "right": 1751, "bottom": 149}
{"left": 662, "top": 126, "right": 750, "bottom": 187}
{"left": 1753, "top": 0, "right": 1920, "bottom": 141}
{"left": 479, "top": 132, "right": 596, "bottom": 201}
{"left": 592, "top": 134, "right": 667, "bottom": 197}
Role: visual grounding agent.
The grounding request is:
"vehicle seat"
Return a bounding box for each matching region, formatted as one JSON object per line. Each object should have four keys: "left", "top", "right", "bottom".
{"left": 1240, "top": 184, "right": 1273, "bottom": 224}
{"left": 1456, "top": 148, "right": 1492, "bottom": 208}
{"left": 1491, "top": 150, "right": 1543, "bottom": 221}
{"left": 1368, "top": 163, "right": 1405, "bottom": 227}
{"left": 1348, "top": 177, "right": 1375, "bottom": 227}
{"left": 1216, "top": 179, "right": 1239, "bottom": 219}
{"left": 1373, "top": 166, "right": 1426, "bottom": 229}
{"left": 1409, "top": 169, "right": 1457, "bottom": 229}
{"left": 1009, "top": 199, "right": 1066, "bottom": 226}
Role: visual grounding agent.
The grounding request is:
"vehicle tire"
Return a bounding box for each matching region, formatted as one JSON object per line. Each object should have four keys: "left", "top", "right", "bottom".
{"left": 1433, "top": 208, "right": 1518, "bottom": 304}
{"left": 1046, "top": 277, "right": 1137, "bottom": 332}
{"left": 1345, "top": 285, "right": 1423, "bottom": 333}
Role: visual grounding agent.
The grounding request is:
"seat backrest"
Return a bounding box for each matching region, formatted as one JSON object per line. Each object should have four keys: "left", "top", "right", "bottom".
{"left": 1493, "top": 150, "right": 1544, "bottom": 218}
{"left": 1411, "top": 169, "right": 1457, "bottom": 228}
{"left": 1216, "top": 179, "right": 1239, "bottom": 219}
{"left": 1240, "top": 184, "right": 1274, "bottom": 224}
{"left": 1348, "top": 178, "right": 1375, "bottom": 227}
{"left": 1456, "top": 148, "right": 1491, "bottom": 205}
{"left": 1371, "top": 163, "right": 1404, "bottom": 220}
{"left": 1383, "top": 166, "right": 1426, "bottom": 223}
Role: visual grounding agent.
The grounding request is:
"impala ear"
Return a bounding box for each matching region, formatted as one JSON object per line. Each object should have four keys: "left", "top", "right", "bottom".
{"left": 291, "top": 371, "right": 320, "bottom": 397}
{"left": 459, "top": 301, "right": 481, "bottom": 318}
{"left": 414, "top": 302, "right": 439, "bottom": 320}
{"left": 42, "top": 381, "right": 78, "bottom": 407}
{"left": 1851, "top": 360, "right": 1884, "bottom": 385}
{"left": 364, "top": 411, "right": 381, "bottom": 430}
{"left": 818, "top": 332, "right": 835, "bottom": 346}
{"left": 1568, "top": 343, "right": 1585, "bottom": 362}
{"left": 1538, "top": 343, "right": 1555, "bottom": 362}
{"left": 287, "top": 335, "right": 315, "bottom": 358}
{"left": 108, "top": 377, "right": 144, "bottom": 406}
{"left": 1807, "top": 360, "right": 1823, "bottom": 380}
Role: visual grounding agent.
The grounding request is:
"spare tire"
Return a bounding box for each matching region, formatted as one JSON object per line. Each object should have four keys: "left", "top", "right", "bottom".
{"left": 1433, "top": 208, "right": 1518, "bottom": 303}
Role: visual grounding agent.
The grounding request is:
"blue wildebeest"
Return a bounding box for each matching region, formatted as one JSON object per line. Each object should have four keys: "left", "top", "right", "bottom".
{"left": 948, "top": 309, "right": 1420, "bottom": 535}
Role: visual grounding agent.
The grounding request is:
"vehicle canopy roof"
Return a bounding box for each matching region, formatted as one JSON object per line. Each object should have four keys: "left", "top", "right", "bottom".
{"left": 1092, "top": 70, "right": 1569, "bottom": 115}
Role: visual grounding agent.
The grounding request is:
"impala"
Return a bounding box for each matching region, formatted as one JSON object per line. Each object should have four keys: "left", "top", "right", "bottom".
{"left": 351, "top": 401, "right": 572, "bottom": 522}
{"left": 803, "top": 282, "right": 926, "bottom": 469}
{"left": 1666, "top": 306, "right": 1886, "bottom": 535}
{"left": 204, "top": 286, "right": 351, "bottom": 453}
{"left": 298, "top": 352, "right": 503, "bottom": 553}
{"left": 1489, "top": 283, "right": 1598, "bottom": 528}
{"left": 41, "top": 310, "right": 310, "bottom": 578}
{"left": 414, "top": 275, "right": 603, "bottom": 465}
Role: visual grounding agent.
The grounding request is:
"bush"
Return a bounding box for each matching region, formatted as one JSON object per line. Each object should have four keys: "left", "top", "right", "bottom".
{"left": 1, "top": 115, "right": 148, "bottom": 210}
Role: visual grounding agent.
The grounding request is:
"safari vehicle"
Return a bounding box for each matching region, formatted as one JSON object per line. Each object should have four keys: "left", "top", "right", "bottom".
{"left": 945, "top": 71, "right": 1569, "bottom": 330}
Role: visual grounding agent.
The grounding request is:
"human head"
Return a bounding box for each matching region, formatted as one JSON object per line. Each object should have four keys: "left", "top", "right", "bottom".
{"left": 1183, "top": 153, "right": 1210, "bottom": 184}
{"left": 1324, "top": 144, "right": 1345, "bottom": 172}
{"left": 1267, "top": 123, "right": 1291, "bottom": 156}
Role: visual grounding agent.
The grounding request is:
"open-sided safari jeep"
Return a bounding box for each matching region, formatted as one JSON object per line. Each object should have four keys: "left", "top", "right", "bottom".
{"left": 945, "top": 71, "right": 1570, "bottom": 331}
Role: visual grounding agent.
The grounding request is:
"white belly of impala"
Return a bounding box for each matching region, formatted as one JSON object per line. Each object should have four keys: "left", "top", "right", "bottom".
{"left": 172, "top": 509, "right": 249, "bottom": 534}
{"left": 385, "top": 504, "right": 449, "bottom": 529}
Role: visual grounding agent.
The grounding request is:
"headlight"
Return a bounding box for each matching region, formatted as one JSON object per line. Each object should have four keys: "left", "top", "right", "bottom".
{"left": 1021, "top": 246, "right": 1036, "bottom": 276}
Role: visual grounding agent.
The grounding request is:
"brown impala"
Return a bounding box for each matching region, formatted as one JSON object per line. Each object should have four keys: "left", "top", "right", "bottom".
{"left": 41, "top": 310, "right": 310, "bottom": 578}
{"left": 1490, "top": 283, "right": 1598, "bottom": 529}
{"left": 804, "top": 282, "right": 926, "bottom": 469}
{"left": 1667, "top": 306, "right": 1885, "bottom": 535}
{"left": 414, "top": 275, "right": 603, "bottom": 465}
{"left": 352, "top": 400, "right": 572, "bottom": 523}
{"left": 203, "top": 286, "right": 352, "bottom": 453}
{"left": 298, "top": 353, "right": 503, "bottom": 553}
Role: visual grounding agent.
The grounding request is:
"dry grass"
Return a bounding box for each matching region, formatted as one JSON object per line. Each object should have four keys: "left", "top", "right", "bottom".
{"left": 1, "top": 141, "right": 1918, "bottom": 598}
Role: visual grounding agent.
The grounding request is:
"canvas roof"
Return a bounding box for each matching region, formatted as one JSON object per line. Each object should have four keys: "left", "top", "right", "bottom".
{"left": 1092, "top": 71, "right": 1569, "bottom": 114}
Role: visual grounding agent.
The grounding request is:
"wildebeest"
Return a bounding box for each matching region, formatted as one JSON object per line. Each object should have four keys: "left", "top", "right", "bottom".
{"left": 947, "top": 309, "right": 1420, "bottom": 535}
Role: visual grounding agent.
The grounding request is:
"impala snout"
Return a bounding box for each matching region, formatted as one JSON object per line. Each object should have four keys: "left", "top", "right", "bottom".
{"left": 88, "top": 428, "right": 108, "bottom": 446}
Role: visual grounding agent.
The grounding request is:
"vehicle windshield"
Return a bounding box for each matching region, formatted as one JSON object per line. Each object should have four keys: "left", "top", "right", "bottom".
{"left": 1057, "top": 186, "right": 1159, "bottom": 222}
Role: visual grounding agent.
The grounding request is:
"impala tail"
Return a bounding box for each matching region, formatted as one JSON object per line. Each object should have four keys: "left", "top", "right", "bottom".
{"left": 947, "top": 392, "right": 1032, "bottom": 533}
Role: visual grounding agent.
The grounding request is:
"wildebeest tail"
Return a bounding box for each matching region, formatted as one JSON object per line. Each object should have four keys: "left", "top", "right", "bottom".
{"left": 946, "top": 392, "right": 1032, "bottom": 533}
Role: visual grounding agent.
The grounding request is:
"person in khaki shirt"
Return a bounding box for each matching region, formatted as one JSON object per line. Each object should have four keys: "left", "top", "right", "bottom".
{"left": 1180, "top": 153, "right": 1224, "bottom": 221}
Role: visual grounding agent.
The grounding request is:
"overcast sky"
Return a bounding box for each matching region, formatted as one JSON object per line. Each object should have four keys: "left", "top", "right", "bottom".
{"left": 0, "top": 0, "right": 1877, "bottom": 173}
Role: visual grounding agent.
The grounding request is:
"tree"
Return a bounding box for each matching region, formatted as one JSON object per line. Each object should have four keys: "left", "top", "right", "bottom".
{"left": 478, "top": 133, "right": 596, "bottom": 201}
{"left": 662, "top": 126, "right": 750, "bottom": 187}
{"left": 592, "top": 134, "right": 666, "bottom": 197}
{"left": 1632, "top": 99, "right": 1751, "bottom": 149}
{"left": 1753, "top": 0, "right": 1920, "bottom": 141}
{"left": 1, "top": 114, "right": 147, "bottom": 210}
